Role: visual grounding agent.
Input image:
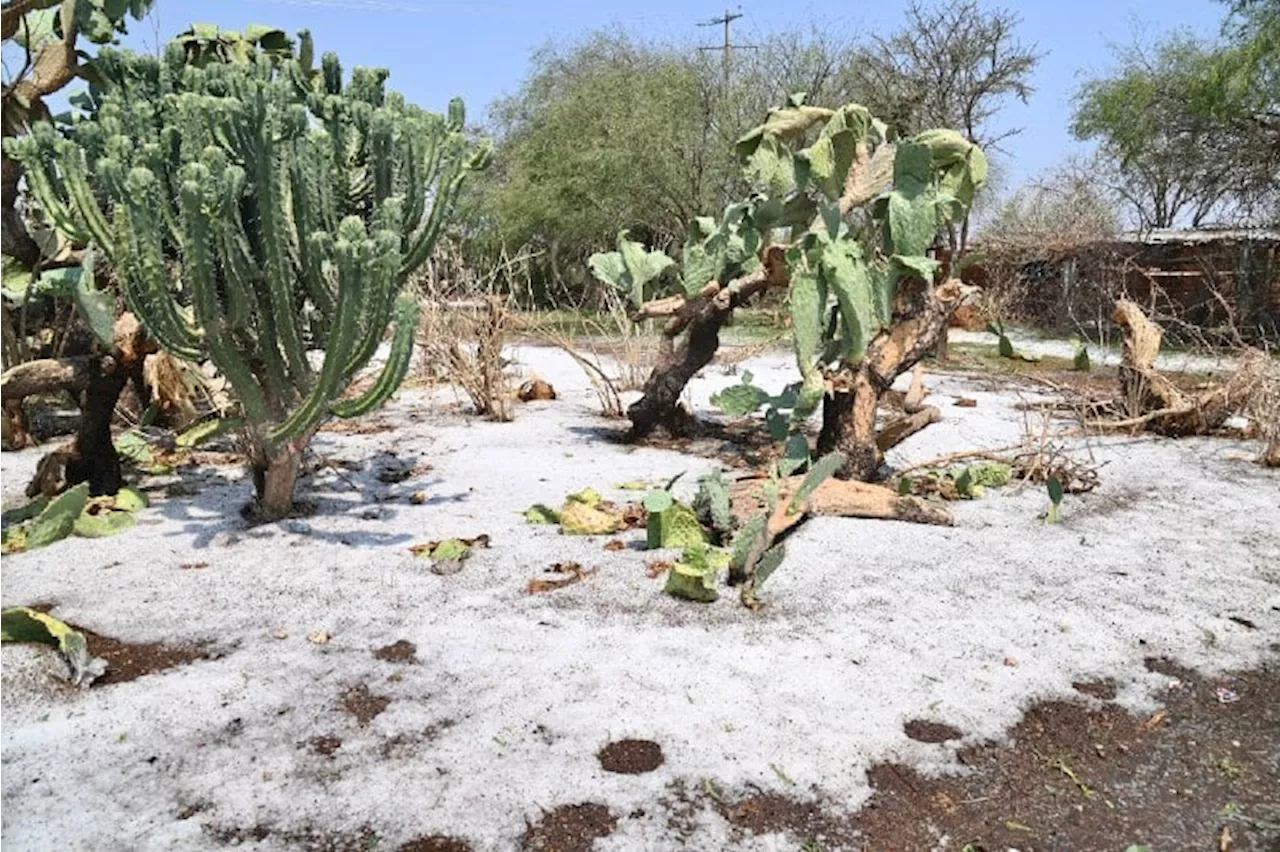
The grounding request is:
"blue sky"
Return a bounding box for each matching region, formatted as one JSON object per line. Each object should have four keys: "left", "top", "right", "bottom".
{"left": 87, "top": 0, "right": 1227, "bottom": 189}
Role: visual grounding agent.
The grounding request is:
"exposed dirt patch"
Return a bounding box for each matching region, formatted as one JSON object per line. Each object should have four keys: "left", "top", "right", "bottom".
{"left": 340, "top": 683, "right": 391, "bottom": 727}
{"left": 853, "top": 659, "right": 1280, "bottom": 851}
{"left": 206, "top": 823, "right": 380, "bottom": 850}
{"left": 86, "top": 632, "right": 210, "bottom": 686}
{"left": 374, "top": 640, "right": 418, "bottom": 663}
{"left": 714, "top": 792, "right": 860, "bottom": 848}
{"left": 522, "top": 803, "right": 616, "bottom": 851}
{"left": 379, "top": 718, "right": 457, "bottom": 759}
{"left": 598, "top": 738, "right": 664, "bottom": 774}
{"left": 309, "top": 735, "right": 342, "bottom": 758}
{"left": 903, "top": 719, "right": 964, "bottom": 743}
{"left": 398, "top": 836, "right": 472, "bottom": 852}
{"left": 18, "top": 605, "right": 210, "bottom": 686}
{"left": 1073, "top": 678, "right": 1118, "bottom": 700}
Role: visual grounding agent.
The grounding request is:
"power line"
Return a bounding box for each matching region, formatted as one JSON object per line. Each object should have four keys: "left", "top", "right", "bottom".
{"left": 697, "top": 6, "right": 758, "bottom": 83}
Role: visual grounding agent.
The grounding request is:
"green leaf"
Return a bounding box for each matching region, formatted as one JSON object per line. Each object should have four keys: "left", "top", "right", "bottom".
{"left": 524, "top": 503, "right": 561, "bottom": 524}
{"left": 14, "top": 8, "right": 59, "bottom": 49}
{"left": 780, "top": 435, "right": 810, "bottom": 476}
{"left": 752, "top": 543, "right": 787, "bottom": 589}
{"left": 111, "top": 486, "right": 149, "bottom": 511}
{"left": 886, "top": 143, "right": 937, "bottom": 258}
{"left": 0, "top": 255, "right": 35, "bottom": 299}
{"left": 710, "top": 382, "right": 770, "bottom": 417}
{"left": 643, "top": 490, "right": 674, "bottom": 514}
{"left": 560, "top": 500, "right": 625, "bottom": 535}
{"left": 2, "top": 498, "right": 50, "bottom": 527}
{"left": 647, "top": 501, "right": 707, "bottom": 550}
{"left": 821, "top": 240, "right": 877, "bottom": 359}
{"left": 565, "top": 487, "right": 602, "bottom": 507}
{"left": 790, "top": 451, "right": 844, "bottom": 513}
{"left": 113, "top": 430, "right": 154, "bottom": 464}
{"left": 588, "top": 232, "right": 675, "bottom": 308}
{"left": 73, "top": 509, "right": 137, "bottom": 538}
{"left": 1047, "top": 477, "right": 1065, "bottom": 505}
{"left": 176, "top": 417, "right": 243, "bottom": 449}
{"left": 429, "top": 538, "right": 470, "bottom": 561}
{"left": 72, "top": 250, "right": 115, "bottom": 350}
{"left": 26, "top": 483, "right": 90, "bottom": 550}
{"left": 1, "top": 606, "right": 101, "bottom": 685}
{"left": 663, "top": 545, "right": 729, "bottom": 603}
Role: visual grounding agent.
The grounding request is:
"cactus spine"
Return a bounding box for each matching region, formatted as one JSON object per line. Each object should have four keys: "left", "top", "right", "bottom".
{"left": 7, "top": 36, "right": 491, "bottom": 518}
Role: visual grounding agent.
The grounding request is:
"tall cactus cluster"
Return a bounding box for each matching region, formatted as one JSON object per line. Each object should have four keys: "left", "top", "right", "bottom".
{"left": 7, "top": 34, "right": 490, "bottom": 517}
{"left": 590, "top": 94, "right": 986, "bottom": 472}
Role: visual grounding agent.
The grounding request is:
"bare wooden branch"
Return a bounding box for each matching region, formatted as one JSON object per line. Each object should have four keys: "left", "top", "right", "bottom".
{"left": 1, "top": 355, "right": 102, "bottom": 399}
{"left": 877, "top": 405, "right": 941, "bottom": 451}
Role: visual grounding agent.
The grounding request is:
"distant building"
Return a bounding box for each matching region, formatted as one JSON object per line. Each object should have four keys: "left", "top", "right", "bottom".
{"left": 974, "top": 228, "right": 1280, "bottom": 344}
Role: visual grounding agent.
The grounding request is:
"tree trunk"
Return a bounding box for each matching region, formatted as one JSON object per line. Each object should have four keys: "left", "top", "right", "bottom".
{"left": 819, "top": 278, "right": 973, "bottom": 480}
{"left": 1261, "top": 439, "right": 1280, "bottom": 468}
{"left": 3, "top": 397, "right": 30, "bottom": 449}
{"left": 627, "top": 246, "right": 791, "bottom": 439}
{"left": 250, "top": 439, "right": 305, "bottom": 522}
{"left": 66, "top": 357, "right": 127, "bottom": 496}
{"left": 627, "top": 298, "right": 730, "bottom": 438}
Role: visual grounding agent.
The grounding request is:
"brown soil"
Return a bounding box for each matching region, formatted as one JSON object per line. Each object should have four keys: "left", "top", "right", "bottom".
{"left": 207, "top": 823, "right": 381, "bottom": 850}
{"left": 715, "top": 792, "right": 861, "bottom": 848}
{"left": 522, "top": 803, "right": 617, "bottom": 851}
{"left": 85, "top": 632, "right": 210, "bottom": 686}
{"left": 1073, "top": 678, "right": 1118, "bottom": 700}
{"left": 379, "top": 718, "right": 457, "bottom": 759}
{"left": 21, "top": 605, "right": 211, "bottom": 686}
{"left": 374, "top": 640, "right": 418, "bottom": 663}
{"left": 398, "top": 837, "right": 472, "bottom": 852}
{"left": 854, "top": 657, "right": 1280, "bottom": 851}
{"left": 598, "top": 739, "right": 664, "bottom": 774}
{"left": 903, "top": 719, "right": 964, "bottom": 744}
{"left": 309, "top": 735, "right": 342, "bottom": 757}
{"left": 340, "top": 683, "right": 391, "bottom": 727}
{"left": 668, "top": 659, "right": 1280, "bottom": 851}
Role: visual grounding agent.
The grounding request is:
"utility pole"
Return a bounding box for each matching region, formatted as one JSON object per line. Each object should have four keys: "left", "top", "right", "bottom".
{"left": 698, "top": 7, "right": 758, "bottom": 84}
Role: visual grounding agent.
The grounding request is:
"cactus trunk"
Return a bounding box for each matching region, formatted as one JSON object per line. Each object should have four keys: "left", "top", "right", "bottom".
{"left": 629, "top": 302, "right": 730, "bottom": 438}
{"left": 250, "top": 437, "right": 308, "bottom": 521}
{"left": 67, "top": 359, "right": 127, "bottom": 496}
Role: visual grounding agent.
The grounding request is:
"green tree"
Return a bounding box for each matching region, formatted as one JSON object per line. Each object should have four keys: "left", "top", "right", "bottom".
{"left": 476, "top": 29, "right": 868, "bottom": 304}
{"left": 1073, "top": 36, "right": 1243, "bottom": 228}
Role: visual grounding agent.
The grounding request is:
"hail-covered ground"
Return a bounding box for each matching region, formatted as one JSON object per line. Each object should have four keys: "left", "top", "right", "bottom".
{"left": 2, "top": 337, "right": 1278, "bottom": 851}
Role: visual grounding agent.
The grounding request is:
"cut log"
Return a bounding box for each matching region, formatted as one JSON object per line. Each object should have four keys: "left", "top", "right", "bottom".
{"left": 731, "top": 474, "right": 954, "bottom": 535}
{"left": 1261, "top": 439, "right": 1280, "bottom": 468}
{"left": 877, "top": 406, "right": 941, "bottom": 452}
{"left": 1, "top": 355, "right": 98, "bottom": 399}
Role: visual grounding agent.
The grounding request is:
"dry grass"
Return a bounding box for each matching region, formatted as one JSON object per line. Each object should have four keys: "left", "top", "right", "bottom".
{"left": 1235, "top": 349, "right": 1280, "bottom": 466}
{"left": 417, "top": 296, "right": 513, "bottom": 422}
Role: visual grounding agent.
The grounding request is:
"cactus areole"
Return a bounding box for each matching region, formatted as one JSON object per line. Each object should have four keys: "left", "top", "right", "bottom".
{"left": 7, "top": 35, "right": 491, "bottom": 519}
{"left": 589, "top": 95, "right": 986, "bottom": 480}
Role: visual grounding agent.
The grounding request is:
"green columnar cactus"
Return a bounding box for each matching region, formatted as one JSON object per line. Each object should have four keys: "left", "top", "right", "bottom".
{"left": 7, "top": 37, "right": 491, "bottom": 518}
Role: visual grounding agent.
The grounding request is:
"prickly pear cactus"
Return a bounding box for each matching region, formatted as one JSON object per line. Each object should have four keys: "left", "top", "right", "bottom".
{"left": 589, "top": 94, "right": 987, "bottom": 434}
